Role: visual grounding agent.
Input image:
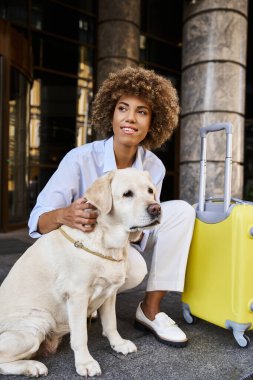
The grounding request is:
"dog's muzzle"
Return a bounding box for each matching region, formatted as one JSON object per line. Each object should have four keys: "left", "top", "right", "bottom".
{"left": 129, "top": 203, "right": 161, "bottom": 230}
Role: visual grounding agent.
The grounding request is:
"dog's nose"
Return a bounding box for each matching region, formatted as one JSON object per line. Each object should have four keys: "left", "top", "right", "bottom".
{"left": 147, "top": 203, "right": 161, "bottom": 217}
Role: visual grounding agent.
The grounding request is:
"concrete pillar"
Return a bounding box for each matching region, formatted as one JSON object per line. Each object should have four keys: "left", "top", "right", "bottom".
{"left": 97, "top": 0, "right": 140, "bottom": 88}
{"left": 180, "top": 0, "right": 248, "bottom": 204}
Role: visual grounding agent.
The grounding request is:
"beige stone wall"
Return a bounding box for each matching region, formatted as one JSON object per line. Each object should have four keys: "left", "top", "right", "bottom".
{"left": 97, "top": 0, "right": 140, "bottom": 88}
{"left": 180, "top": 0, "right": 248, "bottom": 203}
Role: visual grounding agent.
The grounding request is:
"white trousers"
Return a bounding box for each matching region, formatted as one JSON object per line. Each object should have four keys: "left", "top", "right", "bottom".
{"left": 120, "top": 200, "right": 195, "bottom": 293}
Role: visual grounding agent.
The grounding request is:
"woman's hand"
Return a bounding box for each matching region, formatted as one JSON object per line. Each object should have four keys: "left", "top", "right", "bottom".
{"left": 38, "top": 198, "right": 98, "bottom": 234}
{"left": 58, "top": 198, "right": 98, "bottom": 232}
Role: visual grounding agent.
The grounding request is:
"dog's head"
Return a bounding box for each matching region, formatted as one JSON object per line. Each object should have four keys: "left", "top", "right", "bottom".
{"left": 85, "top": 168, "right": 161, "bottom": 241}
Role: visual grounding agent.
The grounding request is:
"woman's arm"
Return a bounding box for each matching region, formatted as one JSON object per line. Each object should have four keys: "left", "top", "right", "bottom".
{"left": 28, "top": 149, "right": 98, "bottom": 237}
{"left": 38, "top": 198, "right": 98, "bottom": 234}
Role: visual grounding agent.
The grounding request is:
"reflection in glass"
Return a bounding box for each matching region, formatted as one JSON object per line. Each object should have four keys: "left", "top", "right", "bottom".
{"left": 76, "top": 46, "right": 93, "bottom": 146}
{"left": 31, "top": 0, "right": 43, "bottom": 30}
{"left": 79, "top": 16, "right": 94, "bottom": 44}
{"left": 29, "top": 79, "right": 41, "bottom": 209}
{"left": 8, "top": 68, "right": 30, "bottom": 223}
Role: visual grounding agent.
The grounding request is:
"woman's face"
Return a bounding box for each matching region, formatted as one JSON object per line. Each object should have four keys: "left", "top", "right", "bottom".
{"left": 112, "top": 95, "right": 152, "bottom": 148}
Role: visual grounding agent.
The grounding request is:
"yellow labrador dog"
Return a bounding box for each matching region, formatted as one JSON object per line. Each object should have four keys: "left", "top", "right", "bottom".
{"left": 0, "top": 168, "right": 161, "bottom": 377}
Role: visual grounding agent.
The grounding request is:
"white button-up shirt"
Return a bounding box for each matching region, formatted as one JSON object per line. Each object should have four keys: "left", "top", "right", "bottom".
{"left": 28, "top": 137, "right": 165, "bottom": 249}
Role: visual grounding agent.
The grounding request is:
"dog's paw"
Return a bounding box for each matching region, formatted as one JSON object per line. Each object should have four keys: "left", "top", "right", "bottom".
{"left": 111, "top": 339, "right": 137, "bottom": 355}
{"left": 76, "top": 360, "right": 101, "bottom": 377}
{"left": 22, "top": 360, "right": 48, "bottom": 377}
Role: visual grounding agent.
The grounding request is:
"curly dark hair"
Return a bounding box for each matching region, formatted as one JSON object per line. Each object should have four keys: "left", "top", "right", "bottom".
{"left": 91, "top": 66, "right": 180, "bottom": 150}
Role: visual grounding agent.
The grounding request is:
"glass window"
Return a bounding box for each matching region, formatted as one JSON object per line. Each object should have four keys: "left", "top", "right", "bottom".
{"left": 76, "top": 46, "right": 93, "bottom": 146}
{"left": 29, "top": 79, "right": 41, "bottom": 209}
{"left": 76, "top": 79, "right": 93, "bottom": 147}
{"left": 32, "top": 34, "right": 42, "bottom": 66}
{"left": 31, "top": 0, "right": 44, "bottom": 30}
{"left": 141, "top": 0, "right": 182, "bottom": 42}
{"left": 44, "top": 2, "right": 79, "bottom": 39}
{"left": 43, "top": 36, "right": 79, "bottom": 74}
{"left": 142, "top": 38, "right": 181, "bottom": 71}
{"left": 35, "top": 1, "right": 96, "bottom": 43}
{"left": 8, "top": 68, "right": 30, "bottom": 223}
{"left": 78, "top": 15, "right": 95, "bottom": 44}
{"left": 60, "top": 0, "right": 96, "bottom": 14}
{"left": 29, "top": 72, "right": 78, "bottom": 206}
{"left": 0, "top": 0, "right": 28, "bottom": 26}
{"left": 37, "top": 34, "right": 94, "bottom": 76}
{"left": 31, "top": 0, "right": 96, "bottom": 37}
{"left": 78, "top": 45, "right": 93, "bottom": 80}
{"left": 39, "top": 74, "right": 77, "bottom": 163}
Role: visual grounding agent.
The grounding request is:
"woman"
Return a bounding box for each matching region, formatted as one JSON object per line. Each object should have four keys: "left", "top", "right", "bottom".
{"left": 28, "top": 66, "right": 195, "bottom": 347}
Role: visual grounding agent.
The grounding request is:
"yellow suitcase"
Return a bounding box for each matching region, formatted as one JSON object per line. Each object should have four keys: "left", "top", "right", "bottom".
{"left": 182, "top": 123, "right": 253, "bottom": 347}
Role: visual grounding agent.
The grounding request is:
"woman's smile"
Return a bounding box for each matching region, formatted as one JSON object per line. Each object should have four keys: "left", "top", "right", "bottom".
{"left": 121, "top": 126, "right": 138, "bottom": 135}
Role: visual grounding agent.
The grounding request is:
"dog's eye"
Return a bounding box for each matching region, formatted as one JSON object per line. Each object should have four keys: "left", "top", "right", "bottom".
{"left": 123, "top": 190, "right": 133, "bottom": 197}
{"left": 148, "top": 187, "right": 154, "bottom": 194}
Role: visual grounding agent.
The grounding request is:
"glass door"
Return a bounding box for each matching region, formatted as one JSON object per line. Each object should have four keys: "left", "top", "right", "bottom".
{"left": 8, "top": 68, "right": 30, "bottom": 224}
{"left": 0, "top": 20, "right": 32, "bottom": 231}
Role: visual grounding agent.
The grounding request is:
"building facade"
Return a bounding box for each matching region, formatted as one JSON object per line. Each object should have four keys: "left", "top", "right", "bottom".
{"left": 0, "top": 0, "right": 252, "bottom": 231}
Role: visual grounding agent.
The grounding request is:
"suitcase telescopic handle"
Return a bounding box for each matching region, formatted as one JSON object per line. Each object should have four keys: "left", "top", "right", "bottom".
{"left": 200, "top": 123, "right": 232, "bottom": 137}
{"left": 198, "top": 122, "right": 233, "bottom": 214}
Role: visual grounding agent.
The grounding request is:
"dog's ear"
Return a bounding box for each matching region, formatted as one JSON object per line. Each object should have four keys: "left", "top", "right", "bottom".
{"left": 143, "top": 171, "right": 157, "bottom": 201}
{"left": 129, "top": 230, "right": 143, "bottom": 243}
{"left": 85, "top": 171, "right": 114, "bottom": 214}
{"left": 143, "top": 170, "right": 152, "bottom": 180}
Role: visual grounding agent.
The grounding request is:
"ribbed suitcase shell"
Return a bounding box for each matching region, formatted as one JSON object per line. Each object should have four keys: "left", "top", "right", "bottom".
{"left": 182, "top": 123, "right": 253, "bottom": 347}
{"left": 182, "top": 205, "right": 253, "bottom": 344}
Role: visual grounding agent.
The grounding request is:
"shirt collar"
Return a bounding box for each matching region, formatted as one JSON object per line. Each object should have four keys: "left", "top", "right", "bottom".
{"left": 103, "top": 136, "right": 144, "bottom": 173}
{"left": 132, "top": 145, "right": 144, "bottom": 170}
{"left": 103, "top": 136, "right": 117, "bottom": 173}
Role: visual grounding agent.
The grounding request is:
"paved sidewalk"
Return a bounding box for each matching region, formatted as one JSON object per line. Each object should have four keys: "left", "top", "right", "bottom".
{"left": 0, "top": 229, "right": 253, "bottom": 380}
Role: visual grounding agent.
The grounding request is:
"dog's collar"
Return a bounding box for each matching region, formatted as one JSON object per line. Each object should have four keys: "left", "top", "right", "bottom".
{"left": 59, "top": 227, "right": 123, "bottom": 262}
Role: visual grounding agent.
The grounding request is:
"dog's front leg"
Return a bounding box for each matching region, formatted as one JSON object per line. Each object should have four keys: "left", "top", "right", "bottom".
{"left": 67, "top": 294, "right": 101, "bottom": 377}
{"left": 99, "top": 293, "right": 137, "bottom": 355}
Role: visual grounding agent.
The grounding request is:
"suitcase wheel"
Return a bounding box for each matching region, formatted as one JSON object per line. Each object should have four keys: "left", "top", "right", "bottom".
{"left": 233, "top": 331, "right": 250, "bottom": 348}
{"left": 182, "top": 304, "right": 198, "bottom": 325}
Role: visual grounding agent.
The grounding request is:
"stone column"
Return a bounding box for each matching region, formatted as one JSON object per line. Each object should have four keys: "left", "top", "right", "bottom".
{"left": 97, "top": 0, "right": 140, "bottom": 88}
{"left": 180, "top": 0, "right": 248, "bottom": 204}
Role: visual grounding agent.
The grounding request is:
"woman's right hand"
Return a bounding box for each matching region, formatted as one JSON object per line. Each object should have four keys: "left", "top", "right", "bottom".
{"left": 58, "top": 198, "right": 98, "bottom": 232}
{"left": 38, "top": 198, "right": 98, "bottom": 234}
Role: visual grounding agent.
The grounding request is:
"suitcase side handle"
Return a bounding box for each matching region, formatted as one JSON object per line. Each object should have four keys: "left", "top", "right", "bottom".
{"left": 198, "top": 122, "right": 233, "bottom": 214}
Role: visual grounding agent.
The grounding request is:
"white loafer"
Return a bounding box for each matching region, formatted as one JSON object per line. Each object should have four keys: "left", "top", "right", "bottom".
{"left": 135, "top": 302, "right": 188, "bottom": 347}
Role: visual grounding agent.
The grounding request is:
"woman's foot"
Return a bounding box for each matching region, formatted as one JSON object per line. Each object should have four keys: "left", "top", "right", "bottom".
{"left": 135, "top": 302, "right": 188, "bottom": 347}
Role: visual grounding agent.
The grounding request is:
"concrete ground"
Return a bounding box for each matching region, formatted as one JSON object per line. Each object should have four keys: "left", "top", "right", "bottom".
{"left": 0, "top": 229, "right": 253, "bottom": 380}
